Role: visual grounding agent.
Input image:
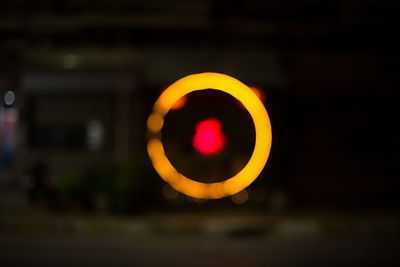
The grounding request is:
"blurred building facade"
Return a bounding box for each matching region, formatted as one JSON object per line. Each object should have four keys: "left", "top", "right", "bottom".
{"left": 0, "top": 0, "right": 398, "bottom": 211}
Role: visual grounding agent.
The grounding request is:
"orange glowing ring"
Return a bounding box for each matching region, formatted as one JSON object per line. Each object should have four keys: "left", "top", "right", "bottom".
{"left": 147, "top": 73, "right": 272, "bottom": 199}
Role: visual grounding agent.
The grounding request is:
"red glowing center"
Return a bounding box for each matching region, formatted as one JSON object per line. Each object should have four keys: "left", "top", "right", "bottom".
{"left": 192, "top": 118, "right": 226, "bottom": 156}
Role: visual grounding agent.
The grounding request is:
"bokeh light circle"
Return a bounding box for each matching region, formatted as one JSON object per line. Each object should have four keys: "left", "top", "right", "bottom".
{"left": 192, "top": 117, "right": 226, "bottom": 156}
{"left": 147, "top": 73, "right": 272, "bottom": 199}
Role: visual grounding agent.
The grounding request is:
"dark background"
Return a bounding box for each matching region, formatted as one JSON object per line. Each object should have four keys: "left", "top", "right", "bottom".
{"left": 0, "top": 0, "right": 399, "bottom": 266}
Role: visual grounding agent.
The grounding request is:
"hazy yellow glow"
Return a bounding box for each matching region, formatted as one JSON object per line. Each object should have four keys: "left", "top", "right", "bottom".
{"left": 147, "top": 72, "right": 272, "bottom": 199}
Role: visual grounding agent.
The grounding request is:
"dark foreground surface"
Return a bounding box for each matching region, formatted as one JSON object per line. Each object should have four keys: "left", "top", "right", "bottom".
{"left": 1, "top": 232, "right": 399, "bottom": 266}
